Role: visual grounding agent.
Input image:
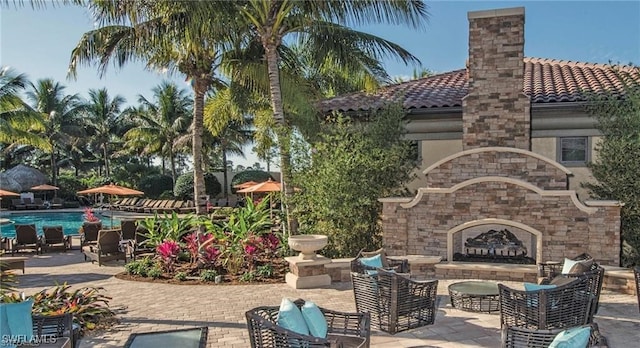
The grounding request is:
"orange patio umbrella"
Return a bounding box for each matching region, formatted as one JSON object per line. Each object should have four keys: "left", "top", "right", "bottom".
{"left": 236, "top": 179, "right": 282, "bottom": 193}
{"left": 233, "top": 181, "right": 258, "bottom": 189}
{"left": 31, "top": 184, "right": 60, "bottom": 200}
{"left": 0, "top": 189, "right": 20, "bottom": 197}
{"left": 77, "top": 184, "right": 144, "bottom": 227}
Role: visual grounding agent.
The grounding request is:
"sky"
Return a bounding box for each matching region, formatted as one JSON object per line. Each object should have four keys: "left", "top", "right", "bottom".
{"left": 1, "top": 1, "right": 639, "bottom": 168}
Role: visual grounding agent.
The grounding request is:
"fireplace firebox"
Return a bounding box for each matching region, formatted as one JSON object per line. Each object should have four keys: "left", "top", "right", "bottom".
{"left": 453, "top": 228, "right": 535, "bottom": 264}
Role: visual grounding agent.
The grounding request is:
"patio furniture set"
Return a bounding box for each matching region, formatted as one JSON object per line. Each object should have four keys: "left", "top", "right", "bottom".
{"left": 6, "top": 224, "right": 72, "bottom": 255}
{"left": 81, "top": 219, "right": 151, "bottom": 266}
{"left": 245, "top": 249, "right": 610, "bottom": 348}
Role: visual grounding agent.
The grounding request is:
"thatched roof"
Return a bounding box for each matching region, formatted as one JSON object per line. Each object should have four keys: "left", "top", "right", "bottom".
{"left": 3, "top": 165, "right": 48, "bottom": 191}
{"left": 0, "top": 173, "right": 22, "bottom": 192}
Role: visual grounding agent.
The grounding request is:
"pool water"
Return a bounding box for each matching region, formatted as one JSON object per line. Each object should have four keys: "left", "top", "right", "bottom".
{"left": 0, "top": 212, "right": 119, "bottom": 238}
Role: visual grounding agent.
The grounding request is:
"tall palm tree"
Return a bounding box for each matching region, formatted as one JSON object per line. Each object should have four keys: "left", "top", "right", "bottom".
{"left": 0, "top": 67, "right": 46, "bottom": 150}
{"left": 234, "top": 0, "right": 429, "bottom": 234}
{"left": 83, "top": 88, "right": 126, "bottom": 178}
{"left": 25, "top": 78, "right": 85, "bottom": 185}
{"left": 124, "top": 81, "right": 192, "bottom": 184}
{"left": 68, "top": 1, "right": 238, "bottom": 214}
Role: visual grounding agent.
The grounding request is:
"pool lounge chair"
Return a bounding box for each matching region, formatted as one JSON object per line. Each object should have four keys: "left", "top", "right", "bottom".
{"left": 43, "top": 225, "right": 71, "bottom": 251}
{"left": 83, "top": 228, "right": 127, "bottom": 266}
{"left": 11, "top": 224, "right": 42, "bottom": 255}
{"left": 50, "top": 197, "right": 64, "bottom": 209}
{"left": 80, "top": 221, "right": 102, "bottom": 250}
{"left": 11, "top": 199, "right": 27, "bottom": 210}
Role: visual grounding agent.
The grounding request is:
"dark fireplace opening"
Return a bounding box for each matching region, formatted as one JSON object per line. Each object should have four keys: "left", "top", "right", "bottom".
{"left": 453, "top": 228, "right": 536, "bottom": 264}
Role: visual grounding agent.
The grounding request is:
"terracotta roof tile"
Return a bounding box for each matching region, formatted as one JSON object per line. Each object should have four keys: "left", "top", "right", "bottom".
{"left": 319, "top": 58, "right": 640, "bottom": 113}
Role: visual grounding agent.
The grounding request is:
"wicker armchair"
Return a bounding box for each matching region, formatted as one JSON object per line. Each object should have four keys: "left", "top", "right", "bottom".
{"left": 501, "top": 323, "right": 608, "bottom": 348}
{"left": 499, "top": 276, "right": 593, "bottom": 330}
{"left": 245, "top": 299, "right": 370, "bottom": 348}
{"left": 539, "top": 254, "right": 604, "bottom": 322}
{"left": 351, "top": 269, "right": 438, "bottom": 334}
{"left": 350, "top": 249, "right": 409, "bottom": 274}
{"left": 32, "top": 313, "right": 81, "bottom": 348}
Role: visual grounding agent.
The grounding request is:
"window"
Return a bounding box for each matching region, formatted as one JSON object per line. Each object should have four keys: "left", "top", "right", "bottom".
{"left": 558, "top": 137, "right": 589, "bottom": 165}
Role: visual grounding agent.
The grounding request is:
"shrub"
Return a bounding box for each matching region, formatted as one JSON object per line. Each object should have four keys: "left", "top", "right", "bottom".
{"left": 240, "top": 271, "right": 256, "bottom": 282}
{"left": 174, "top": 172, "right": 222, "bottom": 199}
{"left": 174, "top": 271, "right": 188, "bottom": 281}
{"left": 57, "top": 175, "right": 84, "bottom": 200}
{"left": 0, "top": 283, "right": 115, "bottom": 334}
{"left": 230, "top": 170, "right": 274, "bottom": 193}
{"left": 124, "top": 257, "right": 154, "bottom": 276}
{"left": 147, "top": 266, "right": 163, "bottom": 279}
{"left": 138, "top": 174, "right": 174, "bottom": 199}
{"left": 156, "top": 240, "right": 181, "bottom": 272}
{"left": 199, "top": 269, "right": 218, "bottom": 282}
{"left": 257, "top": 264, "right": 274, "bottom": 278}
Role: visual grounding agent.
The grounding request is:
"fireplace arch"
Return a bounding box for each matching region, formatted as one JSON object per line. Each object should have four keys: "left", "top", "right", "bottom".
{"left": 446, "top": 218, "right": 543, "bottom": 263}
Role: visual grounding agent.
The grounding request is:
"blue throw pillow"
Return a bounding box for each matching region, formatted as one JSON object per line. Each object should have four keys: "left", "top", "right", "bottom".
{"left": 0, "top": 303, "right": 17, "bottom": 348}
{"left": 359, "top": 254, "right": 383, "bottom": 269}
{"left": 1, "top": 299, "right": 34, "bottom": 347}
{"left": 276, "top": 298, "right": 309, "bottom": 335}
{"left": 301, "top": 301, "right": 327, "bottom": 338}
{"left": 549, "top": 325, "right": 591, "bottom": 348}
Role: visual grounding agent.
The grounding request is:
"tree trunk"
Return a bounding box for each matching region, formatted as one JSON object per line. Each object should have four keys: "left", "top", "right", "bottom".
{"left": 222, "top": 147, "right": 229, "bottom": 199}
{"left": 264, "top": 43, "right": 298, "bottom": 235}
{"left": 192, "top": 77, "right": 207, "bottom": 215}
{"left": 50, "top": 140, "right": 57, "bottom": 186}
{"left": 170, "top": 152, "right": 176, "bottom": 186}
{"left": 103, "top": 143, "right": 110, "bottom": 178}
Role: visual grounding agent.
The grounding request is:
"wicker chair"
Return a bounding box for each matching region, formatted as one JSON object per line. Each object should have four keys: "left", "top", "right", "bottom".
{"left": 501, "top": 323, "right": 608, "bottom": 348}
{"left": 350, "top": 249, "right": 409, "bottom": 274}
{"left": 351, "top": 270, "right": 438, "bottom": 334}
{"left": 245, "top": 299, "right": 370, "bottom": 348}
{"left": 32, "top": 313, "right": 81, "bottom": 348}
{"left": 539, "top": 254, "right": 604, "bottom": 322}
{"left": 499, "top": 276, "right": 593, "bottom": 331}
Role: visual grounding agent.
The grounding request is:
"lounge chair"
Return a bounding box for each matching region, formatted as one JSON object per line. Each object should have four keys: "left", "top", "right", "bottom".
{"left": 11, "top": 199, "right": 26, "bottom": 210}
{"left": 246, "top": 298, "right": 370, "bottom": 348}
{"left": 42, "top": 225, "right": 71, "bottom": 251}
{"left": 80, "top": 221, "right": 102, "bottom": 250}
{"left": 11, "top": 224, "right": 42, "bottom": 255}
{"left": 50, "top": 197, "right": 64, "bottom": 209}
{"left": 32, "top": 197, "right": 46, "bottom": 209}
{"left": 351, "top": 269, "right": 438, "bottom": 334}
{"left": 83, "top": 228, "right": 126, "bottom": 266}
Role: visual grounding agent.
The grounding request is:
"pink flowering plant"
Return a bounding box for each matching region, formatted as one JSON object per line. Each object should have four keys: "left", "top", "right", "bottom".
{"left": 83, "top": 207, "right": 100, "bottom": 222}
{"left": 156, "top": 240, "right": 181, "bottom": 272}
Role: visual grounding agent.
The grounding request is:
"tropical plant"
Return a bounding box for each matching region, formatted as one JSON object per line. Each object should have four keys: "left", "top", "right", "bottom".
{"left": 124, "top": 81, "right": 192, "bottom": 184}
{"left": 233, "top": 0, "right": 429, "bottom": 234}
{"left": 82, "top": 207, "right": 100, "bottom": 222}
{"left": 0, "top": 66, "right": 47, "bottom": 149}
{"left": 83, "top": 88, "right": 126, "bottom": 178}
{"left": 69, "top": 1, "right": 240, "bottom": 214}
{"left": 199, "top": 269, "right": 218, "bottom": 282}
{"left": 138, "top": 212, "right": 196, "bottom": 248}
{"left": 25, "top": 78, "right": 86, "bottom": 185}
{"left": 0, "top": 283, "right": 115, "bottom": 334}
{"left": 291, "top": 104, "right": 417, "bottom": 257}
{"left": 156, "top": 240, "right": 181, "bottom": 272}
{"left": 0, "top": 263, "right": 16, "bottom": 294}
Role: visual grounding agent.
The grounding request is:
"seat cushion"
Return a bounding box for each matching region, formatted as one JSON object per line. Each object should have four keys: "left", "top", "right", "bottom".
{"left": 276, "top": 298, "right": 309, "bottom": 335}
{"left": 561, "top": 258, "right": 594, "bottom": 275}
{"left": 548, "top": 325, "right": 591, "bottom": 348}
{"left": 524, "top": 283, "right": 557, "bottom": 292}
{"left": 1, "top": 298, "right": 35, "bottom": 346}
{"left": 301, "top": 301, "right": 327, "bottom": 338}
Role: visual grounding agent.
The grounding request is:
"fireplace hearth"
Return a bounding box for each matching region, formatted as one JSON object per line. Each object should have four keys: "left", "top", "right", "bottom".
{"left": 453, "top": 228, "right": 535, "bottom": 264}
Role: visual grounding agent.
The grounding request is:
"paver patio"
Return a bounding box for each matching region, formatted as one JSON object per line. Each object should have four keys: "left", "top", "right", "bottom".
{"left": 10, "top": 245, "right": 640, "bottom": 347}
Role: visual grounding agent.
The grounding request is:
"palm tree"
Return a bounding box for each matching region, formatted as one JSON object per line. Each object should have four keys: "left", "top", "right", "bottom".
{"left": 124, "top": 81, "right": 192, "bottom": 184}
{"left": 234, "top": 0, "right": 429, "bottom": 234}
{"left": 0, "top": 67, "right": 46, "bottom": 150}
{"left": 25, "top": 78, "right": 85, "bottom": 185}
{"left": 69, "top": 1, "right": 238, "bottom": 214}
{"left": 83, "top": 88, "right": 126, "bottom": 178}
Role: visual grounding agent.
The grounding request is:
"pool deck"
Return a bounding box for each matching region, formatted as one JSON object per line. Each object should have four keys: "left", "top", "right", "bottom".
{"left": 8, "top": 248, "right": 640, "bottom": 348}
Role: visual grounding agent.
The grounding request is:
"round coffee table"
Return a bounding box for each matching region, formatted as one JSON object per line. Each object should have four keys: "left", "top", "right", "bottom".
{"left": 448, "top": 280, "right": 500, "bottom": 313}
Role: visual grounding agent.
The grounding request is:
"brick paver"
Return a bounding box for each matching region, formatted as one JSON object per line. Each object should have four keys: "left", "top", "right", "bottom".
{"left": 11, "top": 247, "right": 640, "bottom": 347}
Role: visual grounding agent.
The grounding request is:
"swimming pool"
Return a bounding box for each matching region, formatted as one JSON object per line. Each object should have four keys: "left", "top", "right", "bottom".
{"left": 0, "top": 212, "right": 120, "bottom": 238}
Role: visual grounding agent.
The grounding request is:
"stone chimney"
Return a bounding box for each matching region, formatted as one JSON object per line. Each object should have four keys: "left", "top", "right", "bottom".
{"left": 463, "top": 7, "right": 531, "bottom": 150}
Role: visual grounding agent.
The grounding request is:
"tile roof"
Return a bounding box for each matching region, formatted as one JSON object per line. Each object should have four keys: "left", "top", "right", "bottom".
{"left": 318, "top": 58, "right": 640, "bottom": 113}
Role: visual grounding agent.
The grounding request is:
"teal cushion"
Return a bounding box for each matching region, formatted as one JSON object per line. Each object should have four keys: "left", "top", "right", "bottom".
{"left": 301, "top": 301, "right": 327, "bottom": 338}
{"left": 549, "top": 325, "right": 591, "bottom": 348}
{"left": 524, "top": 283, "right": 557, "bottom": 292}
{"left": 276, "top": 298, "right": 309, "bottom": 335}
{"left": 0, "top": 303, "right": 17, "bottom": 348}
{"left": 359, "top": 254, "right": 383, "bottom": 269}
{"left": 1, "top": 299, "right": 34, "bottom": 347}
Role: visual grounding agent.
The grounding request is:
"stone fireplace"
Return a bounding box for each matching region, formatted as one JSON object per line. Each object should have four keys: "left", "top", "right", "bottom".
{"left": 379, "top": 7, "right": 621, "bottom": 269}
